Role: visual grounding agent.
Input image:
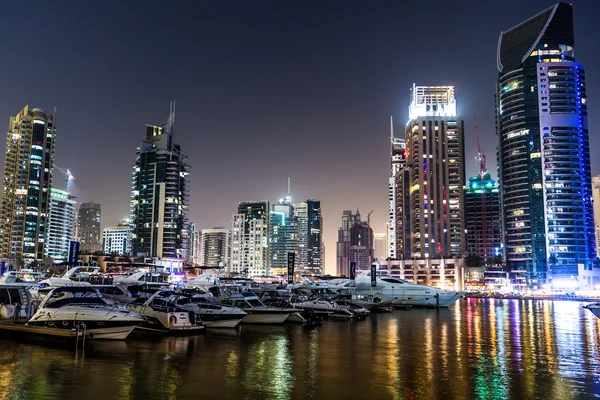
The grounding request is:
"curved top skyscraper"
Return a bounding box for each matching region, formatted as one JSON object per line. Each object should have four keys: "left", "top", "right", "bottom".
{"left": 496, "top": 2, "right": 594, "bottom": 288}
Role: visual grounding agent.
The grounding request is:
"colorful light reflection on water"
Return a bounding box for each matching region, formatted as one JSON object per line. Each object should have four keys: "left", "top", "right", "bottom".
{"left": 0, "top": 299, "right": 599, "bottom": 400}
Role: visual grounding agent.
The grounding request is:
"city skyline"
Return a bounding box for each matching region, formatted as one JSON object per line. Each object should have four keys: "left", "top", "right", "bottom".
{"left": 1, "top": 1, "right": 599, "bottom": 273}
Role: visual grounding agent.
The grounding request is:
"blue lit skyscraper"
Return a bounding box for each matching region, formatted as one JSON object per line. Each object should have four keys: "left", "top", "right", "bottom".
{"left": 497, "top": 2, "right": 595, "bottom": 287}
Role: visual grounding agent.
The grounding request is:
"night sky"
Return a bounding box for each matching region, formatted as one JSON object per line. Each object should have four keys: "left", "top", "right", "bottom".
{"left": 1, "top": 0, "right": 599, "bottom": 273}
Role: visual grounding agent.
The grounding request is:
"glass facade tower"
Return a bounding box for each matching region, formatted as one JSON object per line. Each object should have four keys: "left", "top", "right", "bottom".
{"left": 497, "top": 2, "right": 594, "bottom": 286}
{"left": 0, "top": 106, "right": 56, "bottom": 265}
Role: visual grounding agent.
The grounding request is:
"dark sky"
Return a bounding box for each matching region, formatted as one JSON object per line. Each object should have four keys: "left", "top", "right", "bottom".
{"left": 1, "top": 0, "right": 599, "bottom": 272}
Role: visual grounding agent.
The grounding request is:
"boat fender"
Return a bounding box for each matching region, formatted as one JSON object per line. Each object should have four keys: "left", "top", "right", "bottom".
{"left": 169, "top": 315, "right": 178, "bottom": 326}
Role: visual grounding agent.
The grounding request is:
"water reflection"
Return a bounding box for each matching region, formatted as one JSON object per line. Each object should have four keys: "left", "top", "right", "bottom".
{"left": 0, "top": 299, "right": 599, "bottom": 400}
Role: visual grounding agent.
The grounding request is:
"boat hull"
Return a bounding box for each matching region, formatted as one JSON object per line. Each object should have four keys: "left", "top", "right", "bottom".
{"left": 241, "top": 311, "right": 290, "bottom": 324}
{"left": 584, "top": 304, "right": 600, "bottom": 319}
{"left": 27, "top": 319, "right": 139, "bottom": 340}
{"left": 286, "top": 312, "right": 306, "bottom": 323}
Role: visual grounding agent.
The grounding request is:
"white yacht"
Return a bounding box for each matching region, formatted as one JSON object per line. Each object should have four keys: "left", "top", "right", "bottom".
{"left": 37, "top": 265, "right": 112, "bottom": 288}
{"left": 128, "top": 291, "right": 204, "bottom": 334}
{"left": 225, "top": 292, "right": 294, "bottom": 324}
{"left": 167, "top": 291, "right": 247, "bottom": 328}
{"left": 354, "top": 274, "right": 464, "bottom": 307}
{"left": 584, "top": 303, "right": 600, "bottom": 319}
{"left": 0, "top": 271, "right": 45, "bottom": 287}
{"left": 292, "top": 295, "right": 353, "bottom": 319}
{"left": 27, "top": 286, "right": 143, "bottom": 340}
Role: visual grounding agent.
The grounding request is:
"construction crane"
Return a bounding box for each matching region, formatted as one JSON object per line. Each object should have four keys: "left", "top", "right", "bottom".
{"left": 53, "top": 165, "right": 75, "bottom": 192}
{"left": 367, "top": 210, "right": 373, "bottom": 226}
{"left": 473, "top": 119, "right": 487, "bottom": 262}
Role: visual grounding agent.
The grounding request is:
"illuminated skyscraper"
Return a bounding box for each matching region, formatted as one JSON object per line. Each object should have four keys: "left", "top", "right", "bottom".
{"left": 46, "top": 189, "right": 77, "bottom": 259}
{"left": 293, "top": 199, "right": 323, "bottom": 275}
{"left": 388, "top": 117, "right": 408, "bottom": 260}
{"left": 230, "top": 201, "right": 269, "bottom": 276}
{"left": 406, "top": 85, "right": 465, "bottom": 259}
{"left": 201, "top": 227, "right": 230, "bottom": 268}
{"left": 592, "top": 175, "right": 600, "bottom": 259}
{"left": 336, "top": 210, "right": 373, "bottom": 275}
{"left": 465, "top": 174, "right": 502, "bottom": 260}
{"left": 0, "top": 105, "right": 56, "bottom": 265}
{"left": 374, "top": 233, "right": 388, "bottom": 260}
{"left": 130, "top": 103, "right": 189, "bottom": 259}
{"left": 78, "top": 202, "right": 101, "bottom": 253}
{"left": 497, "top": 3, "right": 595, "bottom": 286}
{"left": 102, "top": 220, "right": 132, "bottom": 256}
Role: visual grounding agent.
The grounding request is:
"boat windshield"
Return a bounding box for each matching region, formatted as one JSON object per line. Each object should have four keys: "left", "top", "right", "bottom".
{"left": 44, "top": 290, "right": 107, "bottom": 308}
{"left": 381, "top": 278, "right": 408, "bottom": 284}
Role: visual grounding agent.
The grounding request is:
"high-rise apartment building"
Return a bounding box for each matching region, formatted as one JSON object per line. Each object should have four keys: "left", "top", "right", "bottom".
{"left": 336, "top": 210, "right": 373, "bottom": 276}
{"left": 186, "top": 222, "right": 199, "bottom": 265}
{"left": 201, "top": 227, "right": 230, "bottom": 267}
{"left": 592, "top": 175, "right": 600, "bottom": 259}
{"left": 102, "top": 220, "right": 132, "bottom": 256}
{"left": 130, "top": 104, "right": 189, "bottom": 259}
{"left": 465, "top": 174, "right": 502, "bottom": 261}
{"left": 0, "top": 106, "right": 56, "bottom": 265}
{"left": 230, "top": 201, "right": 269, "bottom": 277}
{"left": 406, "top": 84, "right": 466, "bottom": 259}
{"left": 388, "top": 117, "right": 407, "bottom": 260}
{"left": 336, "top": 210, "right": 354, "bottom": 276}
{"left": 497, "top": 3, "right": 595, "bottom": 286}
{"left": 350, "top": 210, "right": 374, "bottom": 271}
{"left": 293, "top": 200, "right": 323, "bottom": 275}
{"left": 374, "top": 233, "right": 388, "bottom": 260}
{"left": 78, "top": 202, "right": 102, "bottom": 254}
{"left": 269, "top": 211, "right": 298, "bottom": 275}
{"left": 46, "top": 189, "right": 77, "bottom": 259}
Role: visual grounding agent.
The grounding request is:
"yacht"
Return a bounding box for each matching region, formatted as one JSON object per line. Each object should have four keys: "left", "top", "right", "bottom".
{"left": 224, "top": 292, "right": 294, "bottom": 324}
{"left": 291, "top": 293, "right": 353, "bottom": 319}
{"left": 584, "top": 303, "right": 600, "bottom": 319}
{"left": 27, "top": 286, "right": 143, "bottom": 340}
{"left": 334, "top": 297, "right": 370, "bottom": 318}
{"left": 38, "top": 265, "right": 113, "bottom": 288}
{"left": 128, "top": 290, "right": 204, "bottom": 334}
{"left": 167, "top": 291, "right": 247, "bottom": 329}
{"left": 354, "top": 274, "right": 464, "bottom": 307}
{"left": 0, "top": 271, "right": 45, "bottom": 287}
{"left": 260, "top": 296, "right": 307, "bottom": 323}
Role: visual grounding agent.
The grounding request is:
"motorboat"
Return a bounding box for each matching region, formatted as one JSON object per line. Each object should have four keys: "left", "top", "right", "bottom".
{"left": 224, "top": 292, "right": 294, "bottom": 324}
{"left": 584, "top": 303, "right": 600, "bottom": 319}
{"left": 0, "top": 285, "right": 34, "bottom": 319}
{"left": 27, "top": 286, "right": 143, "bottom": 340}
{"left": 260, "top": 297, "right": 307, "bottom": 323}
{"left": 291, "top": 293, "right": 353, "bottom": 319}
{"left": 167, "top": 291, "right": 247, "bottom": 329}
{"left": 0, "top": 270, "right": 45, "bottom": 287}
{"left": 38, "top": 265, "right": 113, "bottom": 288}
{"left": 128, "top": 290, "right": 204, "bottom": 334}
{"left": 334, "top": 297, "right": 370, "bottom": 318}
{"left": 354, "top": 273, "right": 464, "bottom": 307}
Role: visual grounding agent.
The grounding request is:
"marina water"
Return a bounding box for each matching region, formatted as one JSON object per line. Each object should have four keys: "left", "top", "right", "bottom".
{"left": 1, "top": 298, "right": 599, "bottom": 400}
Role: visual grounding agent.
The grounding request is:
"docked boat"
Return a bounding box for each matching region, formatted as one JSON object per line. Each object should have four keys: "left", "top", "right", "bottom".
{"left": 0, "top": 270, "right": 45, "bottom": 287}
{"left": 354, "top": 274, "right": 464, "bottom": 307}
{"left": 334, "top": 298, "right": 370, "bottom": 318}
{"left": 291, "top": 294, "right": 353, "bottom": 319}
{"left": 128, "top": 291, "right": 204, "bottom": 334}
{"left": 36, "top": 265, "right": 113, "bottom": 289}
{"left": 169, "top": 291, "right": 247, "bottom": 329}
{"left": 27, "top": 286, "right": 143, "bottom": 340}
{"left": 224, "top": 292, "right": 294, "bottom": 324}
{"left": 584, "top": 303, "right": 600, "bottom": 319}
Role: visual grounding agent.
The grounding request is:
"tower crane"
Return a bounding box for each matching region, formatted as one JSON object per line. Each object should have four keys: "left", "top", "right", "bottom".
{"left": 473, "top": 119, "right": 488, "bottom": 262}
{"left": 53, "top": 165, "right": 75, "bottom": 192}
